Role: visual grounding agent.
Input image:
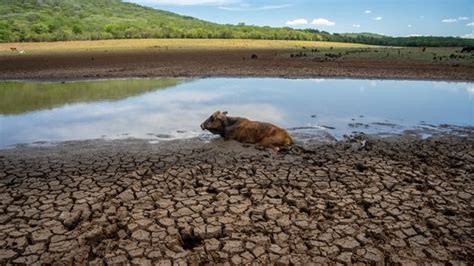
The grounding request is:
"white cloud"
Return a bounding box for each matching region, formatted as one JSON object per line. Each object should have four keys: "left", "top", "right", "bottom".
{"left": 408, "top": 24, "right": 412, "bottom": 27}
{"left": 219, "top": 4, "right": 291, "bottom": 11}
{"left": 311, "top": 18, "right": 335, "bottom": 26}
{"left": 364, "top": 10, "right": 372, "bottom": 14}
{"left": 260, "top": 4, "right": 291, "bottom": 10}
{"left": 442, "top": 18, "right": 457, "bottom": 23}
{"left": 286, "top": 18, "right": 308, "bottom": 26}
{"left": 467, "top": 87, "right": 474, "bottom": 99}
{"left": 467, "top": 22, "right": 474, "bottom": 27}
{"left": 441, "top": 16, "right": 469, "bottom": 23}
{"left": 373, "top": 17, "right": 382, "bottom": 21}
{"left": 462, "top": 33, "right": 474, "bottom": 39}
{"left": 218, "top": 6, "right": 240, "bottom": 10}
{"left": 352, "top": 24, "right": 361, "bottom": 28}
{"left": 127, "top": 0, "right": 237, "bottom": 5}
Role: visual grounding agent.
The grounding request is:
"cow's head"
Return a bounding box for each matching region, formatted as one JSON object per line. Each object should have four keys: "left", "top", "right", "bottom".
{"left": 200, "top": 111, "right": 228, "bottom": 135}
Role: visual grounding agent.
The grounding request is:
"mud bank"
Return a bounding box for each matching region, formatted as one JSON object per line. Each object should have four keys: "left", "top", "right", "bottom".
{"left": 0, "top": 134, "right": 473, "bottom": 264}
{"left": 1, "top": 49, "right": 473, "bottom": 81}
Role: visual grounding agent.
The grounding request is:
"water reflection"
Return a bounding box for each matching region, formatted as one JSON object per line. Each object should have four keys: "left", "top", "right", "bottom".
{"left": 0, "top": 78, "right": 472, "bottom": 148}
{"left": 0, "top": 78, "right": 185, "bottom": 115}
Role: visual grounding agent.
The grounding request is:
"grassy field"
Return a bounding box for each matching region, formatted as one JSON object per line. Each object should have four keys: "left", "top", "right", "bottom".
{"left": 1, "top": 39, "right": 472, "bottom": 65}
{"left": 0, "top": 38, "right": 373, "bottom": 55}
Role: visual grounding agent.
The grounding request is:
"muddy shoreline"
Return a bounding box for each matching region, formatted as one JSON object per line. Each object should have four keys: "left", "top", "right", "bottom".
{"left": 1, "top": 49, "right": 473, "bottom": 81}
{"left": 0, "top": 134, "right": 472, "bottom": 264}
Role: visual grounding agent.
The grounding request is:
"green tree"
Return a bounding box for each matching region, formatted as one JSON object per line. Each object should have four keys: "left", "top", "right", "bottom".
{"left": 72, "top": 24, "right": 83, "bottom": 34}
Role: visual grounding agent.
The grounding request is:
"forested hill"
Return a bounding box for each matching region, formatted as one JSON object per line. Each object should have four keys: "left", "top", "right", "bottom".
{"left": 1, "top": 0, "right": 473, "bottom": 47}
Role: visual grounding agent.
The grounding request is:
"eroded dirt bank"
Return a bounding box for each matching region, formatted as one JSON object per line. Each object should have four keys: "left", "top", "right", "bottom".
{"left": 1, "top": 49, "right": 473, "bottom": 81}
{"left": 0, "top": 134, "right": 473, "bottom": 265}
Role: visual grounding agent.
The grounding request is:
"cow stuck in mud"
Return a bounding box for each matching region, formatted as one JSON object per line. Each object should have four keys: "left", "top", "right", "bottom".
{"left": 200, "top": 111, "right": 293, "bottom": 152}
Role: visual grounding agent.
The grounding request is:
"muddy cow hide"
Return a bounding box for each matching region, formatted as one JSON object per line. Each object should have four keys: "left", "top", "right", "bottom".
{"left": 200, "top": 111, "right": 293, "bottom": 152}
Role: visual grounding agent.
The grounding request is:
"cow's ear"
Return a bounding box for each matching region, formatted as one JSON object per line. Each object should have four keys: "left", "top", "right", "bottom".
{"left": 222, "top": 111, "right": 228, "bottom": 115}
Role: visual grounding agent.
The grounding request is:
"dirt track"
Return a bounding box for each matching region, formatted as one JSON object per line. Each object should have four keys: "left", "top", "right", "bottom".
{"left": 1, "top": 49, "right": 473, "bottom": 81}
{"left": 0, "top": 134, "right": 472, "bottom": 265}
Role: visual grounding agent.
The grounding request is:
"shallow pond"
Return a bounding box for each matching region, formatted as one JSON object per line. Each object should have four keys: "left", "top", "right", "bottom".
{"left": 0, "top": 78, "right": 472, "bottom": 148}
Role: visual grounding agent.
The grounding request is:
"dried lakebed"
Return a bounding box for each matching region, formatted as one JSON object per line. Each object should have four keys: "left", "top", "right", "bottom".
{"left": 0, "top": 133, "right": 473, "bottom": 265}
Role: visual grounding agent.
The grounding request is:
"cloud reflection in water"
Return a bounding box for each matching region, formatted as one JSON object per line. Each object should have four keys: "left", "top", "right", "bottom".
{"left": 0, "top": 78, "right": 472, "bottom": 148}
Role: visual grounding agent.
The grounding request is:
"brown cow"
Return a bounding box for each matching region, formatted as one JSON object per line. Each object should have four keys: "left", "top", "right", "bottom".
{"left": 200, "top": 111, "right": 293, "bottom": 152}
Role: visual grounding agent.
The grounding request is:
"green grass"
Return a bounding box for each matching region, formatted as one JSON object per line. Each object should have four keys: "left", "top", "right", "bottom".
{"left": 0, "top": 38, "right": 373, "bottom": 55}
{"left": 0, "top": 78, "right": 185, "bottom": 115}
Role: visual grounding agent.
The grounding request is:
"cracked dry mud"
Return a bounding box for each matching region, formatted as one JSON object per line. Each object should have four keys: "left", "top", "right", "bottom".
{"left": 0, "top": 134, "right": 472, "bottom": 265}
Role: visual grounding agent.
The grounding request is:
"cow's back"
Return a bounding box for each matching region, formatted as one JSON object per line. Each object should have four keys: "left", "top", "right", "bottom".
{"left": 226, "top": 119, "right": 292, "bottom": 146}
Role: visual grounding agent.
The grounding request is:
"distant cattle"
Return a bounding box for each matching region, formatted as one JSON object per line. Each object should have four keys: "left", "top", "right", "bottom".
{"left": 460, "top": 46, "right": 474, "bottom": 53}
{"left": 9, "top": 47, "right": 25, "bottom": 54}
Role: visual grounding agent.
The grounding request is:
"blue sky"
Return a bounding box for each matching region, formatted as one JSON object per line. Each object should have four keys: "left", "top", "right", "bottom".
{"left": 125, "top": 0, "right": 473, "bottom": 38}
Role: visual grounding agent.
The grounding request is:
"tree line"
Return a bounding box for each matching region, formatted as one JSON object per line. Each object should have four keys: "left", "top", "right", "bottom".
{"left": 0, "top": 0, "right": 473, "bottom": 47}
